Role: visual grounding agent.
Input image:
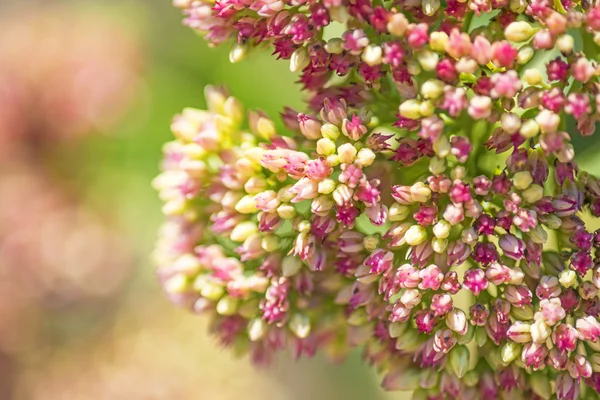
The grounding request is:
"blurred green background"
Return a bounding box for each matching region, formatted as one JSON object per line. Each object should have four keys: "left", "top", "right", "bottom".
{"left": 0, "top": 0, "right": 397, "bottom": 398}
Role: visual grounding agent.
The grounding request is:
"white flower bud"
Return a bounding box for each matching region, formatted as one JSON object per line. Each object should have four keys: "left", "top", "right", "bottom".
{"left": 248, "top": 318, "right": 267, "bottom": 341}
{"left": 417, "top": 50, "right": 439, "bottom": 71}
{"left": 559, "top": 269, "right": 577, "bottom": 288}
{"left": 357, "top": 148, "right": 376, "bottom": 167}
{"left": 337, "top": 143, "right": 358, "bottom": 164}
{"left": 557, "top": 34, "right": 574, "bottom": 54}
{"left": 289, "top": 313, "right": 311, "bottom": 338}
{"left": 229, "top": 43, "right": 247, "bottom": 63}
{"left": 362, "top": 44, "right": 383, "bottom": 66}
{"left": 433, "top": 220, "right": 451, "bottom": 239}
{"left": 530, "top": 319, "right": 552, "bottom": 343}
{"left": 387, "top": 13, "right": 409, "bottom": 37}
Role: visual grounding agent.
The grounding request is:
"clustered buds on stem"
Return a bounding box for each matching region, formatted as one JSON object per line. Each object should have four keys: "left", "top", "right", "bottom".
{"left": 157, "top": 0, "right": 600, "bottom": 398}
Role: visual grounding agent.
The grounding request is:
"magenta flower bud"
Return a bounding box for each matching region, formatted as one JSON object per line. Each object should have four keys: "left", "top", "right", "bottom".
{"left": 320, "top": 97, "right": 347, "bottom": 125}
{"left": 485, "top": 262, "right": 511, "bottom": 286}
{"left": 382, "top": 41, "right": 405, "bottom": 68}
{"left": 406, "top": 23, "right": 429, "bottom": 49}
{"left": 536, "top": 275, "right": 561, "bottom": 299}
{"left": 505, "top": 285, "right": 532, "bottom": 307}
{"left": 410, "top": 241, "right": 434, "bottom": 268}
{"left": 478, "top": 372, "right": 497, "bottom": 398}
{"left": 522, "top": 342, "right": 548, "bottom": 370}
{"left": 419, "top": 115, "right": 444, "bottom": 141}
{"left": 469, "top": 304, "right": 489, "bottom": 326}
{"left": 548, "top": 347, "right": 569, "bottom": 370}
{"left": 491, "top": 70, "right": 522, "bottom": 99}
{"left": 289, "top": 177, "right": 319, "bottom": 202}
{"left": 486, "top": 312, "right": 509, "bottom": 345}
{"left": 433, "top": 328, "right": 456, "bottom": 353}
{"left": 556, "top": 373, "right": 579, "bottom": 400}
{"left": 413, "top": 205, "right": 438, "bottom": 227}
{"left": 496, "top": 364, "right": 523, "bottom": 391}
{"left": 471, "top": 242, "right": 499, "bottom": 266}
{"left": 568, "top": 354, "right": 592, "bottom": 379}
{"left": 565, "top": 93, "right": 591, "bottom": 120}
{"left": 339, "top": 231, "right": 365, "bottom": 253}
{"left": 342, "top": 115, "right": 368, "bottom": 141}
{"left": 415, "top": 309, "right": 437, "bottom": 334}
{"left": 576, "top": 316, "right": 600, "bottom": 342}
{"left": 396, "top": 263, "right": 420, "bottom": 289}
{"left": 507, "top": 321, "right": 532, "bottom": 343}
{"left": 364, "top": 249, "right": 394, "bottom": 275}
{"left": 441, "top": 271, "right": 461, "bottom": 294}
{"left": 570, "top": 251, "right": 593, "bottom": 276}
{"left": 447, "top": 241, "right": 471, "bottom": 266}
{"left": 390, "top": 302, "right": 411, "bottom": 323}
{"left": 297, "top": 113, "right": 322, "bottom": 140}
{"left": 431, "top": 293, "right": 453, "bottom": 316}
{"left": 472, "top": 175, "right": 492, "bottom": 196}
{"left": 491, "top": 40, "right": 517, "bottom": 67}
{"left": 391, "top": 185, "right": 413, "bottom": 204}
{"left": 547, "top": 58, "right": 570, "bottom": 82}
{"left": 499, "top": 234, "right": 525, "bottom": 260}
{"left": 419, "top": 264, "right": 444, "bottom": 291}
{"left": 463, "top": 268, "right": 488, "bottom": 296}
{"left": 474, "top": 213, "right": 496, "bottom": 235}
{"left": 540, "top": 297, "right": 566, "bottom": 325}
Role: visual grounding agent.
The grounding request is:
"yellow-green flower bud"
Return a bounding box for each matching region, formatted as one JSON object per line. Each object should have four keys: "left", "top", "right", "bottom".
{"left": 230, "top": 221, "right": 257, "bottom": 242}
{"left": 290, "top": 47, "right": 310, "bottom": 73}
{"left": 421, "top": 79, "right": 445, "bottom": 99}
{"left": 318, "top": 178, "right": 337, "bottom": 194}
{"left": 289, "top": 313, "right": 311, "bottom": 338}
{"left": 321, "top": 123, "right": 340, "bottom": 140}
{"left": 505, "top": 21, "right": 535, "bottom": 42}
{"left": 216, "top": 295, "right": 239, "bottom": 316}
{"left": 405, "top": 225, "right": 428, "bottom": 246}
{"left": 235, "top": 195, "right": 258, "bottom": 214}
{"left": 399, "top": 99, "right": 422, "bottom": 120}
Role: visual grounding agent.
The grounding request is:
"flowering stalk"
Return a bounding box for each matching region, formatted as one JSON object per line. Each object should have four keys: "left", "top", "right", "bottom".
{"left": 155, "top": 0, "right": 600, "bottom": 397}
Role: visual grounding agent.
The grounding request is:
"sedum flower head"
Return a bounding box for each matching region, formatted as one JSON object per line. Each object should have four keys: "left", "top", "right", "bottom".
{"left": 157, "top": 0, "right": 600, "bottom": 398}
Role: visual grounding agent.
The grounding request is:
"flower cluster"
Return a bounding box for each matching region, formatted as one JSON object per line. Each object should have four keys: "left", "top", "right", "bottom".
{"left": 158, "top": 0, "right": 600, "bottom": 398}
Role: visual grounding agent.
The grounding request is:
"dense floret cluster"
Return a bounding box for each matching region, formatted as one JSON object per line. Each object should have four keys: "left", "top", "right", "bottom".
{"left": 156, "top": 0, "right": 600, "bottom": 398}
